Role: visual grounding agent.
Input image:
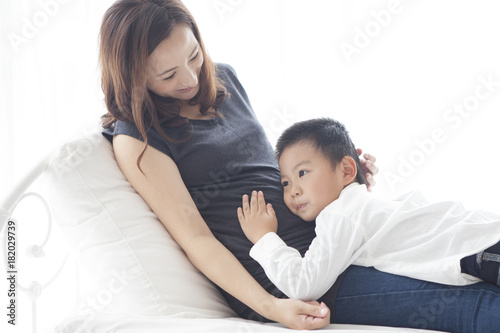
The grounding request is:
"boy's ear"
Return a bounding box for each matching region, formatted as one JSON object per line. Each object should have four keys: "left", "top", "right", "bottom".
{"left": 340, "top": 156, "right": 357, "bottom": 185}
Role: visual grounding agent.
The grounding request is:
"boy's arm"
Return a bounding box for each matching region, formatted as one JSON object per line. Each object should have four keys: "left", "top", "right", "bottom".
{"left": 250, "top": 210, "right": 364, "bottom": 301}
{"left": 237, "top": 190, "right": 278, "bottom": 244}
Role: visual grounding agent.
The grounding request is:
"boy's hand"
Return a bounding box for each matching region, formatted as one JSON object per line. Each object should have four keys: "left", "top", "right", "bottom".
{"left": 237, "top": 191, "right": 278, "bottom": 244}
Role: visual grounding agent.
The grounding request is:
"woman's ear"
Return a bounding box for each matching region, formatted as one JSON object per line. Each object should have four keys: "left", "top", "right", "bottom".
{"left": 340, "top": 156, "right": 357, "bottom": 185}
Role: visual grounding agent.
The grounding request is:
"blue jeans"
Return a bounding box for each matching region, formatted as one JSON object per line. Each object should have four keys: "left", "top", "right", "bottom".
{"left": 334, "top": 266, "right": 500, "bottom": 333}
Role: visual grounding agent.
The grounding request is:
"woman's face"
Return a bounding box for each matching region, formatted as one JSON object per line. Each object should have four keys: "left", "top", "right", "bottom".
{"left": 145, "top": 24, "right": 204, "bottom": 101}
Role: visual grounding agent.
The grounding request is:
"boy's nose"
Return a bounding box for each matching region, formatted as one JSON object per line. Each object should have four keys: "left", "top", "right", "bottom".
{"left": 290, "top": 184, "right": 302, "bottom": 197}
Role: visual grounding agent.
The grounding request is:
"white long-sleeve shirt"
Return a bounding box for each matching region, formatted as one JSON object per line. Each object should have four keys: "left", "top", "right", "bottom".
{"left": 250, "top": 183, "right": 500, "bottom": 300}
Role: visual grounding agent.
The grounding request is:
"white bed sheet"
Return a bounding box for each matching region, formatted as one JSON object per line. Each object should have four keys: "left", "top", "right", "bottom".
{"left": 56, "top": 315, "right": 444, "bottom": 333}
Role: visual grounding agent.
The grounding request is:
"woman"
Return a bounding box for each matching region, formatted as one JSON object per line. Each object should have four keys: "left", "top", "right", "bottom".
{"left": 100, "top": 0, "right": 500, "bottom": 331}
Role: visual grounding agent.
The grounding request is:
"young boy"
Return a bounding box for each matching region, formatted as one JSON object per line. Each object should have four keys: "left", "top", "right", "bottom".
{"left": 237, "top": 117, "right": 500, "bottom": 301}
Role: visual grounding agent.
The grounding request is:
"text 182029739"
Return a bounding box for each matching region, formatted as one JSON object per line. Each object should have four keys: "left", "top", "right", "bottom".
{"left": 6, "top": 219, "right": 17, "bottom": 326}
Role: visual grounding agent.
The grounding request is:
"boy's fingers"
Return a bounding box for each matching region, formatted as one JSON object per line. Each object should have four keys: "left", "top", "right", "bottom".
{"left": 257, "top": 191, "right": 266, "bottom": 212}
{"left": 250, "top": 190, "right": 258, "bottom": 213}
{"left": 267, "top": 203, "right": 276, "bottom": 217}
{"left": 242, "top": 194, "right": 250, "bottom": 214}
{"left": 237, "top": 207, "right": 244, "bottom": 222}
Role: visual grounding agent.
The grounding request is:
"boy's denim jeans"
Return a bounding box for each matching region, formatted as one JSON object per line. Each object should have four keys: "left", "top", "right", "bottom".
{"left": 335, "top": 266, "right": 500, "bottom": 333}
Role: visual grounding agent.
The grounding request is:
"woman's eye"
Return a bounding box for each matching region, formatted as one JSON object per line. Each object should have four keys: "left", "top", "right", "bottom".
{"left": 299, "top": 170, "right": 308, "bottom": 177}
{"left": 282, "top": 181, "right": 289, "bottom": 187}
{"left": 164, "top": 73, "right": 175, "bottom": 81}
{"left": 190, "top": 51, "right": 199, "bottom": 62}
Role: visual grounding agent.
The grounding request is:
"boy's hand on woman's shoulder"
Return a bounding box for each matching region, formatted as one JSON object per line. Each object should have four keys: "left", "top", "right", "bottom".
{"left": 237, "top": 190, "right": 278, "bottom": 244}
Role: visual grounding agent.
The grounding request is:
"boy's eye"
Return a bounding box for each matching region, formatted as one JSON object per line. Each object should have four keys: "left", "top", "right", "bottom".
{"left": 299, "top": 170, "right": 308, "bottom": 177}
{"left": 282, "top": 181, "right": 289, "bottom": 187}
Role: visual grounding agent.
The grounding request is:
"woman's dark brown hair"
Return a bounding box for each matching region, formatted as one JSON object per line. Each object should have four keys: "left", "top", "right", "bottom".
{"left": 99, "top": 0, "right": 226, "bottom": 169}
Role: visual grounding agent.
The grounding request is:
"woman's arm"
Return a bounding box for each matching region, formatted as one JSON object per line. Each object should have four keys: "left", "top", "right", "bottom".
{"left": 112, "top": 134, "right": 330, "bottom": 329}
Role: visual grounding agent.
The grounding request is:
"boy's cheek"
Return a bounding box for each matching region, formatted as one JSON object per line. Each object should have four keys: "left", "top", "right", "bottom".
{"left": 284, "top": 199, "right": 294, "bottom": 214}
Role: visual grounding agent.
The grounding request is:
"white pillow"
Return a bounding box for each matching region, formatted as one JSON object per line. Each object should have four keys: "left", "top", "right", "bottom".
{"left": 40, "top": 129, "right": 236, "bottom": 321}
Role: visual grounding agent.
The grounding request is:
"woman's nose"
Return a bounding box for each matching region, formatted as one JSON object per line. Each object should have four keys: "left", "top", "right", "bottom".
{"left": 179, "top": 66, "right": 198, "bottom": 87}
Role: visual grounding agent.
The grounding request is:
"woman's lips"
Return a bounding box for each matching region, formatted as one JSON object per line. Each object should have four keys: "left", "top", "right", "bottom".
{"left": 178, "top": 87, "right": 194, "bottom": 94}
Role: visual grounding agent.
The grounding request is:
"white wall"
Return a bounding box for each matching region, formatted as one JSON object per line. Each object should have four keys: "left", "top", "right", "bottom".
{"left": 186, "top": 0, "right": 500, "bottom": 211}
{"left": 2, "top": 0, "right": 499, "bottom": 208}
{"left": 1, "top": 1, "right": 500, "bottom": 331}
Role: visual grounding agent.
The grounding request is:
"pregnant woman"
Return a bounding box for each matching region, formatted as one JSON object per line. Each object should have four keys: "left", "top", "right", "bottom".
{"left": 100, "top": 1, "right": 500, "bottom": 331}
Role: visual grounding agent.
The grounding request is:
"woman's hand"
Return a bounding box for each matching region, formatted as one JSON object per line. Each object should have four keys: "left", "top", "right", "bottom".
{"left": 265, "top": 298, "right": 330, "bottom": 330}
{"left": 237, "top": 190, "right": 277, "bottom": 244}
{"left": 357, "top": 148, "right": 378, "bottom": 192}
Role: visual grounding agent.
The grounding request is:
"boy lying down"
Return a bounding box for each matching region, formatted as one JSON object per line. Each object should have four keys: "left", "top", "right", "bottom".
{"left": 237, "top": 117, "right": 500, "bottom": 301}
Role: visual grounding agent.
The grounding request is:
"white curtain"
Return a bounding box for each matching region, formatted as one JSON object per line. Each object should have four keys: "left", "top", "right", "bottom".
{"left": 1, "top": 0, "right": 114, "bottom": 189}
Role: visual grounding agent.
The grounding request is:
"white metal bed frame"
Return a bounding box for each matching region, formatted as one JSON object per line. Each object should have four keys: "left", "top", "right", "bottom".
{"left": 1, "top": 153, "right": 70, "bottom": 333}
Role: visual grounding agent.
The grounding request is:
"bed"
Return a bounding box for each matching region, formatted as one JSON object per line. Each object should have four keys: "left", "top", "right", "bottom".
{"left": 0, "top": 129, "right": 445, "bottom": 332}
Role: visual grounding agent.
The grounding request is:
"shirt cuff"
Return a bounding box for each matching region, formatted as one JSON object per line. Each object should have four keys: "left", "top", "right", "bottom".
{"left": 250, "top": 232, "right": 287, "bottom": 262}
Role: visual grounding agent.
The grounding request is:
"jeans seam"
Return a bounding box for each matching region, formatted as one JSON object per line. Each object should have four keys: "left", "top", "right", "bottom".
{"left": 336, "top": 288, "right": 470, "bottom": 300}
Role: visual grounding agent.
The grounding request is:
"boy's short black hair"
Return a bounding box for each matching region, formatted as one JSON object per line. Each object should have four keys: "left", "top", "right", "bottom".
{"left": 275, "top": 118, "right": 367, "bottom": 185}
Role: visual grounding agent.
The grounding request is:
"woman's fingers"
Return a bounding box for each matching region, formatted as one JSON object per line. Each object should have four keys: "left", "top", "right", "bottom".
{"left": 303, "top": 301, "right": 329, "bottom": 318}
{"left": 356, "top": 148, "right": 379, "bottom": 192}
{"left": 365, "top": 173, "right": 376, "bottom": 192}
{"left": 363, "top": 152, "right": 377, "bottom": 164}
{"left": 357, "top": 148, "right": 379, "bottom": 176}
{"left": 364, "top": 155, "right": 379, "bottom": 175}
{"left": 299, "top": 301, "right": 330, "bottom": 329}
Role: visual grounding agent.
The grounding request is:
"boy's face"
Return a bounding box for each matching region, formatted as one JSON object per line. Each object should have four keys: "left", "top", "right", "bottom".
{"left": 279, "top": 142, "right": 346, "bottom": 222}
